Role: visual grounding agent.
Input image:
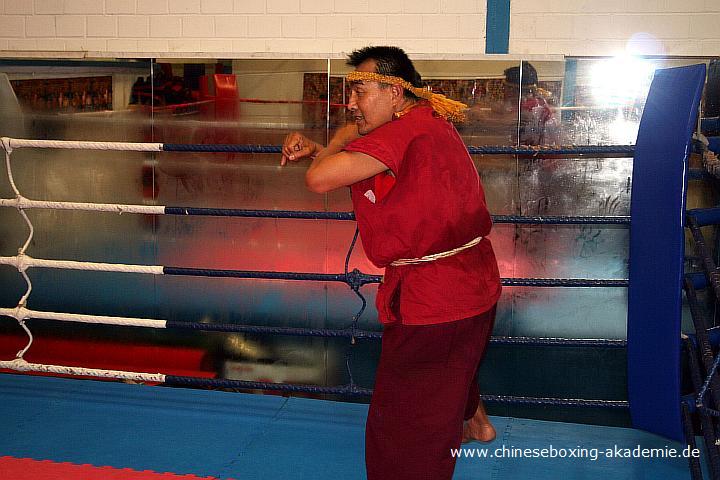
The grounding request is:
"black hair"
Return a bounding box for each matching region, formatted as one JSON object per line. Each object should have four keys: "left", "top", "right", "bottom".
{"left": 503, "top": 61, "right": 538, "bottom": 87}
{"left": 346, "top": 46, "right": 422, "bottom": 99}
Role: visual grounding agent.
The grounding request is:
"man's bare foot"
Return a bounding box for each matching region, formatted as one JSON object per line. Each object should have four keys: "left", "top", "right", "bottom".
{"left": 462, "top": 401, "right": 496, "bottom": 443}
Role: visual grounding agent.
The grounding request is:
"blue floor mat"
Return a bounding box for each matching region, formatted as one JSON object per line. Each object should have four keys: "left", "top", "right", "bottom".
{"left": 0, "top": 374, "right": 700, "bottom": 479}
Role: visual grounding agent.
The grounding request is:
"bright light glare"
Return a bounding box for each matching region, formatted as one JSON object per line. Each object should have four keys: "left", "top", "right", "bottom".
{"left": 608, "top": 108, "right": 639, "bottom": 144}
{"left": 590, "top": 56, "right": 656, "bottom": 107}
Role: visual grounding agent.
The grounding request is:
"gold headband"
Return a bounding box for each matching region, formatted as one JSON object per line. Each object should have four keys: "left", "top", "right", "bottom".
{"left": 346, "top": 71, "right": 468, "bottom": 122}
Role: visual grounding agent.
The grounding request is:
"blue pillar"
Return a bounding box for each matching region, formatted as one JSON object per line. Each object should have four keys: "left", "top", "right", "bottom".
{"left": 561, "top": 59, "right": 577, "bottom": 123}
{"left": 486, "top": 0, "right": 510, "bottom": 54}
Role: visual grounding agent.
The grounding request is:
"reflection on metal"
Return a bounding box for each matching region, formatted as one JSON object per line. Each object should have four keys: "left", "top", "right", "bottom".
{"left": 0, "top": 57, "right": 715, "bottom": 392}
{"left": 222, "top": 333, "right": 272, "bottom": 360}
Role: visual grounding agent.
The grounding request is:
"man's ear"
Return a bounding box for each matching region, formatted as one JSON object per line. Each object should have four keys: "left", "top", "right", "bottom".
{"left": 391, "top": 84, "right": 404, "bottom": 102}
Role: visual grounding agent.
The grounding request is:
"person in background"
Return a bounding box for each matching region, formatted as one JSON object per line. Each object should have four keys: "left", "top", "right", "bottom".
{"left": 502, "top": 61, "right": 559, "bottom": 145}
{"left": 469, "top": 61, "right": 559, "bottom": 146}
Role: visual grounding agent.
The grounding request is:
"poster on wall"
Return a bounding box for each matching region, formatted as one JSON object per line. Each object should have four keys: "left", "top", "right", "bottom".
{"left": 302, "top": 73, "right": 346, "bottom": 127}
{"left": 10, "top": 76, "right": 112, "bottom": 113}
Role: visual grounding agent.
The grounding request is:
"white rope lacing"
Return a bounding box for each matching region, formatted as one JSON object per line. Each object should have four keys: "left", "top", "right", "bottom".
{"left": 2, "top": 136, "right": 36, "bottom": 358}
{"left": 0, "top": 358, "right": 166, "bottom": 383}
{"left": 0, "top": 136, "right": 164, "bottom": 363}
{"left": 0, "top": 136, "right": 169, "bottom": 375}
{"left": 0, "top": 254, "right": 165, "bottom": 275}
{"left": 0, "top": 306, "right": 167, "bottom": 329}
{"left": 0, "top": 196, "right": 165, "bottom": 215}
{"left": 2, "top": 137, "right": 163, "bottom": 152}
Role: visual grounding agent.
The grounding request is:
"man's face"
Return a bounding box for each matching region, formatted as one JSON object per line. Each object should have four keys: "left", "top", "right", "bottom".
{"left": 347, "top": 59, "right": 396, "bottom": 135}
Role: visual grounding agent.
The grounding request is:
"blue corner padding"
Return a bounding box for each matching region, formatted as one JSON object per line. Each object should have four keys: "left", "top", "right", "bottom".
{"left": 627, "top": 64, "right": 707, "bottom": 442}
{"left": 708, "top": 136, "right": 720, "bottom": 153}
{"left": 702, "top": 117, "right": 720, "bottom": 133}
{"left": 687, "top": 206, "right": 720, "bottom": 227}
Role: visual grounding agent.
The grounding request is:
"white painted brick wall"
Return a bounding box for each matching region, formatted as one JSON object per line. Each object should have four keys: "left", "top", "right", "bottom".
{"left": 235, "top": 0, "right": 266, "bottom": 14}
{"left": 334, "top": 0, "right": 369, "bottom": 14}
{"left": 56, "top": 15, "right": 85, "bottom": 37}
{"left": 248, "top": 15, "right": 283, "bottom": 37}
{"left": 202, "top": 0, "right": 234, "bottom": 14}
{"left": 368, "top": 0, "right": 402, "bottom": 14}
{"left": 0, "top": 0, "right": 717, "bottom": 56}
{"left": 87, "top": 16, "right": 118, "bottom": 37}
{"left": 169, "top": 0, "right": 202, "bottom": 14}
{"left": 282, "top": 15, "right": 316, "bottom": 37}
{"left": 406, "top": 0, "right": 440, "bottom": 14}
{"left": 386, "top": 15, "right": 422, "bottom": 38}
{"left": 182, "top": 15, "right": 215, "bottom": 37}
{"left": 4, "top": 3, "right": 33, "bottom": 15}
{"left": 64, "top": 0, "right": 103, "bottom": 14}
{"left": 301, "top": 0, "right": 333, "bottom": 13}
{"left": 268, "top": 0, "right": 300, "bottom": 14}
{"left": 150, "top": 16, "right": 182, "bottom": 37}
{"left": 351, "top": 15, "right": 384, "bottom": 38}
{"left": 511, "top": 0, "right": 720, "bottom": 56}
{"left": 215, "top": 16, "right": 249, "bottom": 37}
{"left": 458, "top": 15, "right": 484, "bottom": 38}
{"left": 422, "top": 15, "right": 458, "bottom": 38}
{"left": 35, "top": 0, "right": 64, "bottom": 15}
{"left": 0, "top": 16, "right": 25, "bottom": 37}
{"left": 317, "top": 16, "right": 351, "bottom": 38}
{"left": 119, "top": 16, "right": 149, "bottom": 38}
{"left": 138, "top": 1, "right": 170, "bottom": 15}
{"left": 106, "top": 0, "right": 136, "bottom": 14}
{"left": 25, "top": 16, "right": 55, "bottom": 37}
{"left": 442, "top": 0, "right": 482, "bottom": 14}
{"left": 107, "top": 38, "right": 137, "bottom": 50}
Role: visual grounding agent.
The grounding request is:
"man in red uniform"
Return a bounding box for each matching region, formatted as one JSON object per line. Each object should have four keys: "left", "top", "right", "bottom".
{"left": 281, "top": 46, "right": 502, "bottom": 480}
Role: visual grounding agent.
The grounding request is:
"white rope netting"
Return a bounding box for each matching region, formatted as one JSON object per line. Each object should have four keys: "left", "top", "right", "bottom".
{"left": 0, "top": 136, "right": 168, "bottom": 374}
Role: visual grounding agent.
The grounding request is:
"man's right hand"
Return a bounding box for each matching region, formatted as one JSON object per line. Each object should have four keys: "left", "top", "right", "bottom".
{"left": 281, "top": 132, "right": 319, "bottom": 166}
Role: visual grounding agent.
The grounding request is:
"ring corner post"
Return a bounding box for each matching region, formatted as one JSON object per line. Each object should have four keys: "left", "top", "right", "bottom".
{"left": 627, "top": 63, "right": 707, "bottom": 442}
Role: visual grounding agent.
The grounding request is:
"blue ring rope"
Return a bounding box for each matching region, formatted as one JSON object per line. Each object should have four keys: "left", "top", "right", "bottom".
{"left": 164, "top": 207, "right": 631, "bottom": 225}
{"left": 502, "top": 278, "right": 627, "bottom": 287}
{"left": 160, "top": 267, "right": 627, "bottom": 288}
{"left": 163, "top": 144, "right": 282, "bottom": 153}
{"left": 479, "top": 395, "right": 628, "bottom": 408}
{"left": 165, "top": 207, "right": 357, "bottom": 220}
{"left": 162, "top": 143, "right": 636, "bottom": 156}
{"left": 163, "top": 321, "right": 626, "bottom": 347}
{"left": 467, "top": 145, "right": 635, "bottom": 156}
{"left": 492, "top": 215, "right": 630, "bottom": 225}
{"left": 162, "top": 267, "right": 349, "bottom": 283}
{"left": 161, "top": 375, "right": 628, "bottom": 407}
{"left": 162, "top": 375, "right": 627, "bottom": 407}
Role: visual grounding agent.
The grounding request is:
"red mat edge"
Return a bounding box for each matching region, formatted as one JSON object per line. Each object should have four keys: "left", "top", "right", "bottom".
{"left": 0, "top": 456, "right": 237, "bottom": 480}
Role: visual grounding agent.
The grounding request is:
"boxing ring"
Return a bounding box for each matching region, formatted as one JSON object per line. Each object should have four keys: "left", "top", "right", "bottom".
{"left": 0, "top": 63, "right": 712, "bottom": 479}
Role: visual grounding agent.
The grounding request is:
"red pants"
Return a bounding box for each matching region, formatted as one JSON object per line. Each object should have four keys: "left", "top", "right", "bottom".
{"left": 365, "top": 306, "right": 496, "bottom": 480}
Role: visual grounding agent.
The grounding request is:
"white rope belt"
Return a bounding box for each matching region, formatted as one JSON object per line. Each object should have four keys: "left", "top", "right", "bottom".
{"left": 389, "top": 236, "right": 483, "bottom": 267}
